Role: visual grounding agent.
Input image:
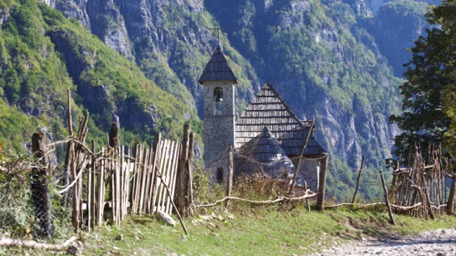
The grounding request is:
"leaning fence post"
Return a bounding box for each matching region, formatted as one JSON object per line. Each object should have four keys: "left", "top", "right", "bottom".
{"left": 31, "top": 132, "right": 53, "bottom": 238}
{"left": 177, "top": 124, "right": 190, "bottom": 216}
{"left": 380, "top": 169, "right": 396, "bottom": 225}
{"left": 186, "top": 131, "right": 195, "bottom": 216}
{"left": 316, "top": 154, "right": 329, "bottom": 212}
{"left": 351, "top": 156, "right": 365, "bottom": 205}
{"left": 226, "top": 146, "right": 234, "bottom": 206}
{"left": 150, "top": 133, "right": 162, "bottom": 213}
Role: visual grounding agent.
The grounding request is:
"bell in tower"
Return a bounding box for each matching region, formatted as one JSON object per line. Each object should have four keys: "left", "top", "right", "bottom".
{"left": 199, "top": 47, "right": 237, "bottom": 183}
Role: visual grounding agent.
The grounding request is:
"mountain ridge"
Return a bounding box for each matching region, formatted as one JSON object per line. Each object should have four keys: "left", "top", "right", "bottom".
{"left": 1, "top": 0, "right": 433, "bottom": 201}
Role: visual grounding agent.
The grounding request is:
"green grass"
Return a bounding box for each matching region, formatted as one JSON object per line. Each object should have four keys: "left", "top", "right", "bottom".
{"left": 2, "top": 203, "right": 456, "bottom": 255}
{"left": 78, "top": 205, "right": 456, "bottom": 256}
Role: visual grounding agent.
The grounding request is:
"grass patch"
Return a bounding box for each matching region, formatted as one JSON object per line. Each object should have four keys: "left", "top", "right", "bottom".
{"left": 77, "top": 205, "right": 456, "bottom": 256}
{"left": 2, "top": 175, "right": 455, "bottom": 255}
{"left": 2, "top": 204, "right": 456, "bottom": 255}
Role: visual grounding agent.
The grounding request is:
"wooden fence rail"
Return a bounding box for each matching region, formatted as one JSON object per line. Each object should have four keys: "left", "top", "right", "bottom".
{"left": 50, "top": 121, "right": 193, "bottom": 233}
{"left": 390, "top": 144, "right": 455, "bottom": 218}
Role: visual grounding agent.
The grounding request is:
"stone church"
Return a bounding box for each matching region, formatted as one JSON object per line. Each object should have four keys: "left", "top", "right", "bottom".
{"left": 199, "top": 47, "right": 329, "bottom": 192}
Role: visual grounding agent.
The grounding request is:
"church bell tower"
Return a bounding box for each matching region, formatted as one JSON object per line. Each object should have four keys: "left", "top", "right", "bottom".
{"left": 199, "top": 47, "right": 237, "bottom": 183}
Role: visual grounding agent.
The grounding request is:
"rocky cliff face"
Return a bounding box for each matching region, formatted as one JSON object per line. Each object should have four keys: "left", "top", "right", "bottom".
{"left": 364, "top": 0, "right": 428, "bottom": 76}
{"left": 206, "top": 0, "right": 402, "bottom": 169}
{"left": 42, "top": 0, "right": 431, "bottom": 170}
{"left": 0, "top": 0, "right": 198, "bottom": 154}
{"left": 52, "top": 0, "right": 257, "bottom": 115}
{"left": 344, "top": 0, "right": 373, "bottom": 16}
{"left": 53, "top": 0, "right": 132, "bottom": 59}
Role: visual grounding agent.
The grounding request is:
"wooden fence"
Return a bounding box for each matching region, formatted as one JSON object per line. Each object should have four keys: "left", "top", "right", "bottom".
{"left": 82, "top": 134, "right": 183, "bottom": 230}
{"left": 49, "top": 110, "right": 194, "bottom": 233}
{"left": 390, "top": 145, "right": 454, "bottom": 218}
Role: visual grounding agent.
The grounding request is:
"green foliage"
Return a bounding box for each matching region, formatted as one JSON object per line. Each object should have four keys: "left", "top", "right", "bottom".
{"left": 0, "top": 99, "right": 35, "bottom": 152}
{"left": 437, "top": 0, "right": 456, "bottom": 157}
{"left": 325, "top": 156, "right": 388, "bottom": 203}
{"left": 128, "top": 2, "right": 257, "bottom": 117}
{"left": 192, "top": 168, "right": 225, "bottom": 205}
{"left": 0, "top": 0, "right": 79, "bottom": 150}
{"left": 374, "top": 0, "right": 428, "bottom": 76}
{"left": 390, "top": 0, "right": 456, "bottom": 161}
{"left": 380, "top": 0, "right": 428, "bottom": 17}
{"left": 0, "top": 0, "right": 197, "bottom": 152}
{"left": 207, "top": 0, "right": 399, "bottom": 126}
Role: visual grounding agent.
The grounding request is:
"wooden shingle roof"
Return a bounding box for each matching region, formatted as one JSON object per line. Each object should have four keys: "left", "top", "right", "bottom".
{"left": 240, "top": 127, "right": 294, "bottom": 165}
{"left": 199, "top": 47, "right": 237, "bottom": 84}
{"left": 236, "top": 127, "right": 295, "bottom": 178}
{"left": 235, "top": 83, "right": 326, "bottom": 157}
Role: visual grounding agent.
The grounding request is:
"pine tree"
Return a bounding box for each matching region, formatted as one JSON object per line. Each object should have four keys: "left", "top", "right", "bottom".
{"left": 390, "top": 0, "right": 456, "bottom": 159}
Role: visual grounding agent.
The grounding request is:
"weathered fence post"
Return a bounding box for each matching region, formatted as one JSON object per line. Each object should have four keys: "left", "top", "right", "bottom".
{"left": 421, "top": 171, "right": 435, "bottom": 219}
{"left": 150, "top": 133, "right": 162, "bottom": 213}
{"left": 109, "top": 122, "right": 119, "bottom": 149}
{"left": 70, "top": 113, "right": 89, "bottom": 233}
{"left": 97, "top": 147, "right": 106, "bottom": 226}
{"left": 63, "top": 89, "right": 73, "bottom": 207}
{"left": 108, "top": 121, "right": 120, "bottom": 223}
{"left": 351, "top": 156, "right": 365, "bottom": 205}
{"left": 177, "top": 124, "right": 190, "bottom": 216}
{"left": 316, "top": 154, "right": 329, "bottom": 212}
{"left": 186, "top": 131, "right": 195, "bottom": 216}
{"left": 380, "top": 169, "right": 395, "bottom": 225}
{"left": 31, "top": 132, "right": 53, "bottom": 238}
{"left": 447, "top": 174, "right": 456, "bottom": 214}
{"left": 89, "top": 141, "right": 96, "bottom": 231}
{"left": 226, "top": 146, "right": 233, "bottom": 206}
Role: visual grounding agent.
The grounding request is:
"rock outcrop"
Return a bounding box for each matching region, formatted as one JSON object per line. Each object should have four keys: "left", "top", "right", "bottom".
{"left": 45, "top": 0, "right": 429, "bottom": 171}
{"left": 52, "top": 0, "right": 256, "bottom": 114}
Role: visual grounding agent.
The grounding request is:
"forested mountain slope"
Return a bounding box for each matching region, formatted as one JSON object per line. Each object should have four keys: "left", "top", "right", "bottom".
{"left": 0, "top": 0, "right": 197, "bottom": 152}
{"left": 0, "top": 0, "right": 433, "bottom": 201}
{"left": 51, "top": 0, "right": 259, "bottom": 113}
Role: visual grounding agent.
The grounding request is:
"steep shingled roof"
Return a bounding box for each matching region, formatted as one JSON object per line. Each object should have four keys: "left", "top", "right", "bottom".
{"left": 240, "top": 127, "right": 293, "bottom": 164}
{"left": 198, "top": 47, "right": 237, "bottom": 84}
{"left": 236, "top": 127, "right": 295, "bottom": 178}
{"left": 235, "top": 83, "right": 326, "bottom": 157}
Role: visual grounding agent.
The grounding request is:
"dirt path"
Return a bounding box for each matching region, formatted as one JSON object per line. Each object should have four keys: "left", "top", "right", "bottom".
{"left": 314, "top": 228, "right": 456, "bottom": 256}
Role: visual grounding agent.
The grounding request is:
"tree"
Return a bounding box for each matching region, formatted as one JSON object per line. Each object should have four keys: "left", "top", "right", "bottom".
{"left": 390, "top": 0, "right": 455, "bottom": 161}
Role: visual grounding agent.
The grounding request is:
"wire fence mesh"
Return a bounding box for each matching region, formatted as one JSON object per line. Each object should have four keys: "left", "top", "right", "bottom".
{"left": 0, "top": 129, "right": 189, "bottom": 243}
{"left": 0, "top": 150, "right": 73, "bottom": 241}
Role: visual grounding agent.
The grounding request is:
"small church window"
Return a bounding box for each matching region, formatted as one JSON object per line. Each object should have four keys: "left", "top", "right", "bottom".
{"left": 216, "top": 167, "right": 224, "bottom": 184}
{"left": 214, "top": 87, "right": 223, "bottom": 115}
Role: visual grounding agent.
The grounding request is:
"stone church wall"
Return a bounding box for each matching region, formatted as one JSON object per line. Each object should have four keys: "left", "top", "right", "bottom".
{"left": 203, "top": 81, "right": 236, "bottom": 183}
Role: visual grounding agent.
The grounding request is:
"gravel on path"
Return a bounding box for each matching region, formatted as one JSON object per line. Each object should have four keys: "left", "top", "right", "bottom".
{"left": 313, "top": 228, "right": 456, "bottom": 256}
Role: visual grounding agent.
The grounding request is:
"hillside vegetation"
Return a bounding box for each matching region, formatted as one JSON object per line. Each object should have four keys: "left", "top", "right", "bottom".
{"left": 50, "top": 0, "right": 436, "bottom": 201}
{"left": 0, "top": 0, "right": 435, "bottom": 201}
{"left": 0, "top": 0, "right": 197, "bottom": 152}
